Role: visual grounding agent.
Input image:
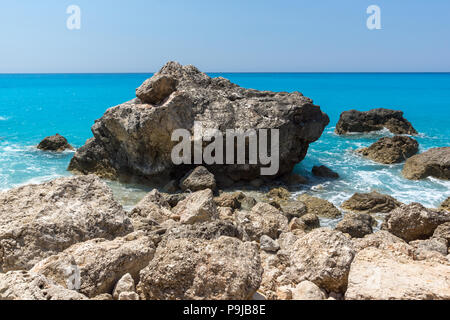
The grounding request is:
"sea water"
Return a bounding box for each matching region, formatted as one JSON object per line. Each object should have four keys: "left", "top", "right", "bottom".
{"left": 0, "top": 73, "right": 449, "bottom": 211}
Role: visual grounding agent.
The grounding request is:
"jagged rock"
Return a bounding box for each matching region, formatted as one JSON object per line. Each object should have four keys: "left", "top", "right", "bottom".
{"left": 280, "top": 201, "right": 307, "bottom": 219}
{"left": 129, "top": 190, "right": 176, "bottom": 229}
{"left": 214, "top": 192, "right": 241, "bottom": 209}
{"left": 291, "top": 281, "right": 326, "bottom": 300}
{"left": 402, "top": 147, "right": 450, "bottom": 180}
{"left": 30, "top": 232, "right": 155, "bottom": 298}
{"left": 113, "top": 273, "right": 136, "bottom": 300}
{"left": 179, "top": 166, "right": 216, "bottom": 192}
{"left": 260, "top": 235, "right": 280, "bottom": 252}
{"left": 136, "top": 236, "right": 262, "bottom": 300}
{"left": 336, "top": 213, "right": 374, "bottom": 238}
{"left": 341, "top": 191, "right": 402, "bottom": 214}
{"left": 37, "top": 134, "right": 74, "bottom": 152}
{"left": 267, "top": 187, "right": 291, "bottom": 201}
{"left": 0, "top": 175, "right": 132, "bottom": 272}
{"left": 297, "top": 194, "right": 342, "bottom": 219}
{"left": 335, "top": 108, "right": 417, "bottom": 135}
{"left": 410, "top": 238, "right": 448, "bottom": 257}
{"left": 234, "top": 192, "right": 257, "bottom": 210}
{"left": 441, "top": 197, "right": 450, "bottom": 211}
{"left": 298, "top": 213, "right": 320, "bottom": 232}
{"left": 357, "top": 136, "right": 419, "bottom": 164}
{"left": 235, "top": 203, "right": 288, "bottom": 241}
{"left": 382, "top": 203, "right": 450, "bottom": 242}
{"left": 312, "top": 165, "right": 339, "bottom": 179}
{"left": 352, "top": 230, "right": 406, "bottom": 252}
{"left": 433, "top": 222, "right": 450, "bottom": 245}
{"left": 68, "top": 61, "right": 329, "bottom": 183}
{"left": 163, "top": 220, "right": 244, "bottom": 241}
{"left": 345, "top": 247, "right": 450, "bottom": 300}
{"left": 217, "top": 207, "right": 234, "bottom": 221}
{"left": 0, "top": 271, "right": 87, "bottom": 300}
{"left": 172, "top": 189, "right": 217, "bottom": 224}
{"left": 163, "top": 193, "right": 187, "bottom": 208}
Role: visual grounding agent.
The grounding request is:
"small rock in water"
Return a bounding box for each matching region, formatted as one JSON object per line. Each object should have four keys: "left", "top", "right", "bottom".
{"left": 341, "top": 191, "right": 402, "bottom": 214}
{"left": 357, "top": 136, "right": 419, "bottom": 164}
{"left": 312, "top": 165, "right": 339, "bottom": 179}
{"left": 402, "top": 147, "right": 450, "bottom": 180}
{"left": 37, "top": 133, "right": 74, "bottom": 152}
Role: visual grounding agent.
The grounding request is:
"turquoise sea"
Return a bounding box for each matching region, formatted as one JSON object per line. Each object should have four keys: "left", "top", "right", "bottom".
{"left": 0, "top": 73, "right": 449, "bottom": 211}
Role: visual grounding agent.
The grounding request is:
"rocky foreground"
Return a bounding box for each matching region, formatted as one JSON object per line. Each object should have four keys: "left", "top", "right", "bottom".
{"left": 0, "top": 174, "right": 449, "bottom": 300}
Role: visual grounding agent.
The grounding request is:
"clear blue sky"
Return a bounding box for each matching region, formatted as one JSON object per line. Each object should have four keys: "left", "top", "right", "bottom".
{"left": 1, "top": 0, "right": 449, "bottom": 73}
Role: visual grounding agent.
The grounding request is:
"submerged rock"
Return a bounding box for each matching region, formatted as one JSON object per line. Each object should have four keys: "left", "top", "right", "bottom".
{"left": 335, "top": 108, "right": 417, "bottom": 135}
{"left": 0, "top": 175, "right": 132, "bottom": 272}
{"left": 137, "top": 236, "right": 262, "bottom": 300}
{"left": 312, "top": 165, "right": 339, "bottom": 179}
{"left": 382, "top": 203, "right": 450, "bottom": 242}
{"left": 345, "top": 247, "right": 450, "bottom": 300}
{"left": 37, "top": 134, "right": 74, "bottom": 152}
{"left": 402, "top": 147, "right": 450, "bottom": 180}
{"left": 341, "top": 191, "right": 402, "bottom": 214}
{"left": 68, "top": 61, "right": 329, "bottom": 184}
{"left": 357, "top": 136, "right": 419, "bottom": 164}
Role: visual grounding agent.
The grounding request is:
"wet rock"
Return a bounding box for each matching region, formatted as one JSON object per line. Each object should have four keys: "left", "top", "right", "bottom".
{"left": 0, "top": 270, "right": 87, "bottom": 300}
{"left": 37, "top": 134, "right": 74, "bottom": 152}
{"left": 402, "top": 147, "right": 450, "bottom": 180}
{"left": 297, "top": 194, "right": 342, "bottom": 219}
{"left": 345, "top": 247, "right": 450, "bottom": 300}
{"left": 312, "top": 165, "right": 339, "bottom": 179}
{"left": 30, "top": 232, "right": 155, "bottom": 298}
{"left": 341, "top": 191, "right": 402, "bottom": 214}
{"left": 137, "top": 236, "right": 262, "bottom": 300}
{"left": 179, "top": 166, "right": 217, "bottom": 192}
{"left": 0, "top": 175, "right": 132, "bottom": 272}
{"left": 336, "top": 213, "right": 374, "bottom": 238}
{"left": 173, "top": 189, "right": 218, "bottom": 224}
{"left": 235, "top": 203, "right": 288, "bottom": 241}
{"left": 69, "top": 61, "right": 329, "bottom": 183}
{"left": 335, "top": 108, "right": 417, "bottom": 135}
{"left": 357, "top": 136, "right": 419, "bottom": 164}
{"left": 267, "top": 187, "right": 291, "bottom": 201}
{"left": 382, "top": 203, "right": 450, "bottom": 242}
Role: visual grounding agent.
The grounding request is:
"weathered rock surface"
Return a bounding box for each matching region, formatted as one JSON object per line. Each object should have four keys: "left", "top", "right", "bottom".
{"left": 172, "top": 189, "right": 218, "bottom": 224}
{"left": 68, "top": 61, "right": 329, "bottom": 183}
{"left": 214, "top": 192, "right": 242, "bottom": 210}
{"left": 382, "top": 203, "right": 450, "bottom": 242}
{"left": 345, "top": 247, "right": 450, "bottom": 300}
{"left": 291, "top": 281, "right": 326, "bottom": 300}
{"left": 260, "top": 235, "right": 280, "bottom": 252}
{"left": 37, "top": 134, "right": 74, "bottom": 152}
{"left": 297, "top": 194, "right": 342, "bottom": 219}
{"left": 341, "top": 191, "right": 402, "bottom": 214}
{"left": 441, "top": 197, "right": 450, "bottom": 211}
{"left": 129, "top": 189, "right": 175, "bottom": 229}
{"left": 283, "top": 228, "right": 355, "bottom": 293}
{"left": 312, "top": 165, "right": 339, "bottom": 179}
{"left": 113, "top": 273, "right": 136, "bottom": 300}
{"left": 410, "top": 238, "right": 448, "bottom": 257}
{"left": 235, "top": 203, "right": 288, "bottom": 241}
{"left": 402, "top": 147, "right": 450, "bottom": 180}
{"left": 357, "top": 136, "right": 419, "bottom": 164}
{"left": 0, "top": 175, "right": 132, "bottom": 272}
{"left": 335, "top": 108, "right": 417, "bottom": 135}
{"left": 30, "top": 232, "right": 155, "bottom": 298}
{"left": 433, "top": 222, "right": 450, "bottom": 245}
{"left": 0, "top": 271, "right": 87, "bottom": 300}
{"left": 137, "top": 236, "right": 262, "bottom": 300}
{"left": 179, "top": 166, "right": 216, "bottom": 192}
{"left": 336, "top": 213, "right": 374, "bottom": 238}
{"left": 352, "top": 230, "right": 406, "bottom": 252}
{"left": 163, "top": 220, "right": 244, "bottom": 241}
{"left": 280, "top": 201, "right": 307, "bottom": 219}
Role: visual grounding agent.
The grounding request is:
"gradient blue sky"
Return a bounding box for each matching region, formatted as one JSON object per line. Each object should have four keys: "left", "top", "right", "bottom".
{"left": 1, "top": 0, "right": 449, "bottom": 73}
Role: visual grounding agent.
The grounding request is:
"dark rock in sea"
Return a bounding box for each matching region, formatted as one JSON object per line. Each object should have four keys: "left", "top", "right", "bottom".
{"left": 341, "top": 191, "right": 402, "bottom": 214}
{"left": 357, "top": 136, "right": 419, "bottom": 164}
{"left": 68, "top": 61, "right": 329, "bottom": 184}
{"left": 312, "top": 165, "right": 339, "bottom": 179}
{"left": 402, "top": 147, "right": 450, "bottom": 180}
{"left": 335, "top": 108, "right": 417, "bottom": 135}
{"left": 37, "top": 134, "right": 74, "bottom": 152}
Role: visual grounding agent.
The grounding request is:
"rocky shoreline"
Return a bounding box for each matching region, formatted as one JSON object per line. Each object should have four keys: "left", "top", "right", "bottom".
{"left": 1, "top": 62, "right": 449, "bottom": 300}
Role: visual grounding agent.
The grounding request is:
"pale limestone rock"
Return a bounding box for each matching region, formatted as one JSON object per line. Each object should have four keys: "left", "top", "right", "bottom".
{"left": 173, "top": 189, "right": 218, "bottom": 224}
{"left": 113, "top": 273, "right": 136, "bottom": 300}
{"left": 291, "top": 281, "right": 326, "bottom": 300}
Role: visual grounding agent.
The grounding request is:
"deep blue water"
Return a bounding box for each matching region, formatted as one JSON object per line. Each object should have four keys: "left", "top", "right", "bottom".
{"left": 0, "top": 73, "right": 449, "bottom": 210}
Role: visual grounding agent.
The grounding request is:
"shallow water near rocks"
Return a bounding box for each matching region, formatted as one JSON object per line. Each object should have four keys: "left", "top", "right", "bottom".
{"left": 1, "top": 73, "right": 449, "bottom": 218}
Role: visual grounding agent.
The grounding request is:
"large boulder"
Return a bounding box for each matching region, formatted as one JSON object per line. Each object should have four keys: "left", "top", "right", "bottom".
{"left": 357, "top": 136, "right": 419, "bottom": 164}
{"left": 297, "top": 194, "right": 342, "bottom": 219}
{"left": 345, "top": 247, "right": 450, "bottom": 300}
{"left": 341, "top": 191, "right": 402, "bottom": 214}
{"left": 335, "top": 108, "right": 417, "bottom": 135}
{"left": 68, "top": 61, "right": 329, "bottom": 183}
{"left": 37, "top": 134, "right": 74, "bottom": 152}
{"left": 402, "top": 147, "right": 450, "bottom": 180}
{"left": 136, "top": 236, "right": 262, "bottom": 300}
{"left": 0, "top": 175, "right": 133, "bottom": 272}
{"left": 30, "top": 232, "right": 155, "bottom": 298}
{"left": 382, "top": 203, "right": 450, "bottom": 242}
{"left": 0, "top": 271, "right": 87, "bottom": 300}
